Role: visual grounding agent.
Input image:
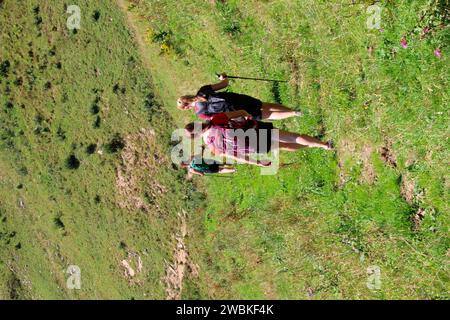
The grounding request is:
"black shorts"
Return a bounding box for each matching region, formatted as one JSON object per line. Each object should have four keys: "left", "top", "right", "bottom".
{"left": 205, "top": 163, "right": 220, "bottom": 174}
{"left": 217, "top": 92, "right": 263, "bottom": 120}
{"left": 237, "top": 95, "right": 263, "bottom": 121}
{"left": 234, "top": 94, "right": 262, "bottom": 121}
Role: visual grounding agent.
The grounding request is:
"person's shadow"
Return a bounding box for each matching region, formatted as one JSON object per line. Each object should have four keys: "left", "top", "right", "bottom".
{"left": 271, "top": 81, "right": 282, "bottom": 104}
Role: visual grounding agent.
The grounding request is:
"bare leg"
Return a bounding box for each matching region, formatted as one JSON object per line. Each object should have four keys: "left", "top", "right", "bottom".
{"left": 278, "top": 142, "right": 307, "bottom": 151}
{"left": 278, "top": 130, "right": 331, "bottom": 149}
{"left": 277, "top": 130, "right": 301, "bottom": 143}
{"left": 261, "top": 103, "right": 302, "bottom": 120}
{"left": 295, "top": 134, "right": 330, "bottom": 149}
{"left": 263, "top": 103, "right": 294, "bottom": 112}
{"left": 218, "top": 166, "right": 236, "bottom": 174}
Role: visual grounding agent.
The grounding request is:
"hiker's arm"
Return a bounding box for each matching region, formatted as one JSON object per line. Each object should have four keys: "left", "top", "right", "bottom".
{"left": 222, "top": 110, "right": 252, "bottom": 119}
{"left": 188, "top": 167, "right": 205, "bottom": 177}
{"left": 210, "top": 73, "right": 229, "bottom": 91}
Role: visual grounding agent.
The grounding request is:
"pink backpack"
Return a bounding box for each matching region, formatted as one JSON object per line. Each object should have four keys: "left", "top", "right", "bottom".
{"left": 206, "top": 117, "right": 259, "bottom": 155}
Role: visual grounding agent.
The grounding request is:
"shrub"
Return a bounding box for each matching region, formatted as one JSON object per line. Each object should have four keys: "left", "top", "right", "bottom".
{"left": 105, "top": 134, "right": 125, "bottom": 153}
{"left": 66, "top": 154, "right": 80, "bottom": 169}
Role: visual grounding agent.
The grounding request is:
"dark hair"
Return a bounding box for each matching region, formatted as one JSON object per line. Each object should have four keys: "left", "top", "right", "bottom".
{"left": 184, "top": 122, "right": 210, "bottom": 139}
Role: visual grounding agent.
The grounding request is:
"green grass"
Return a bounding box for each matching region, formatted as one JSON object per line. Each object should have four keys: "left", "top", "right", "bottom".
{"left": 0, "top": 0, "right": 201, "bottom": 299}
{"left": 125, "top": 0, "right": 449, "bottom": 299}
{"left": 1, "top": 0, "right": 448, "bottom": 299}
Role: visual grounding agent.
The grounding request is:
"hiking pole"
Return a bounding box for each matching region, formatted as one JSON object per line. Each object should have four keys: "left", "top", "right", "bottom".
{"left": 216, "top": 73, "right": 288, "bottom": 83}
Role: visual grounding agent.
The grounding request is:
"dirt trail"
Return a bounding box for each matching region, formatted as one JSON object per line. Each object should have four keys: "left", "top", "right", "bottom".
{"left": 115, "top": 0, "right": 198, "bottom": 299}
{"left": 164, "top": 211, "right": 199, "bottom": 300}
{"left": 116, "top": 0, "right": 153, "bottom": 71}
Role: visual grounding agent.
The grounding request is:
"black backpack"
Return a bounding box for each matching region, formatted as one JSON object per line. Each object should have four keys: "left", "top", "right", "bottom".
{"left": 196, "top": 94, "right": 234, "bottom": 116}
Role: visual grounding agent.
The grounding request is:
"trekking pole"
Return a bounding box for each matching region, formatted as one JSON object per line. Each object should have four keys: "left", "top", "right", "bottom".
{"left": 216, "top": 73, "right": 288, "bottom": 83}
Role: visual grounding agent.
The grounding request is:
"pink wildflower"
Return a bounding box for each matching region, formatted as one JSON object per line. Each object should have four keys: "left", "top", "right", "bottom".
{"left": 434, "top": 48, "right": 442, "bottom": 58}
{"left": 400, "top": 38, "right": 408, "bottom": 49}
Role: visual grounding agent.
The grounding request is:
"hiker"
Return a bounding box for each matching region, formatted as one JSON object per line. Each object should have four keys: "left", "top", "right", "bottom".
{"left": 180, "top": 157, "right": 236, "bottom": 179}
{"left": 177, "top": 73, "right": 302, "bottom": 121}
{"left": 184, "top": 110, "right": 332, "bottom": 167}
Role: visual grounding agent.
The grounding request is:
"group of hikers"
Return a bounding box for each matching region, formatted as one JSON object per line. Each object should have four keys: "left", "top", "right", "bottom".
{"left": 178, "top": 73, "right": 332, "bottom": 177}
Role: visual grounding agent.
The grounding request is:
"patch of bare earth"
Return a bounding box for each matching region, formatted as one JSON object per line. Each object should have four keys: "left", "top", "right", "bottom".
{"left": 400, "top": 174, "right": 416, "bottom": 205}
{"left": 360, "top": 145, "right": 376, "bottom": 185}
{"left": 115, "top": 128, "right": 168, "bottom": 213}
{"left": 336, "top": 140, "right": 377, "bottom": 187}
{"left": 120, "top": 251, "right": 144, "bottom": 286}
{"left": 399, "top": 174, "right": 428, "bottom": 230}
{"left": 164, "top": 210, "right": 199, "bottom": 300}
{"left": 380, "top": 141, "right": 397, "bottom": 168}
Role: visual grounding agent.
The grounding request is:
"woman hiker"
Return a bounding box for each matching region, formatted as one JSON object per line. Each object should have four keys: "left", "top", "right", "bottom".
{"left": 177, "top": 73, "right": 303, "bottom": 121}
{"left": 184, "top": 110, "right": 332, "bottom": 167}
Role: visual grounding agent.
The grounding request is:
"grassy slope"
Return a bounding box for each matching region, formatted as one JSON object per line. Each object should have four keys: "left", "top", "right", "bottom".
{"left": 0, "top": 0, "right": 448, "bottom": 300}
{"left": 124, "top": 0, "right": 449, "bottom": 299}
{"left": 0, "top": 0, "right": 201, "bottom": 299}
